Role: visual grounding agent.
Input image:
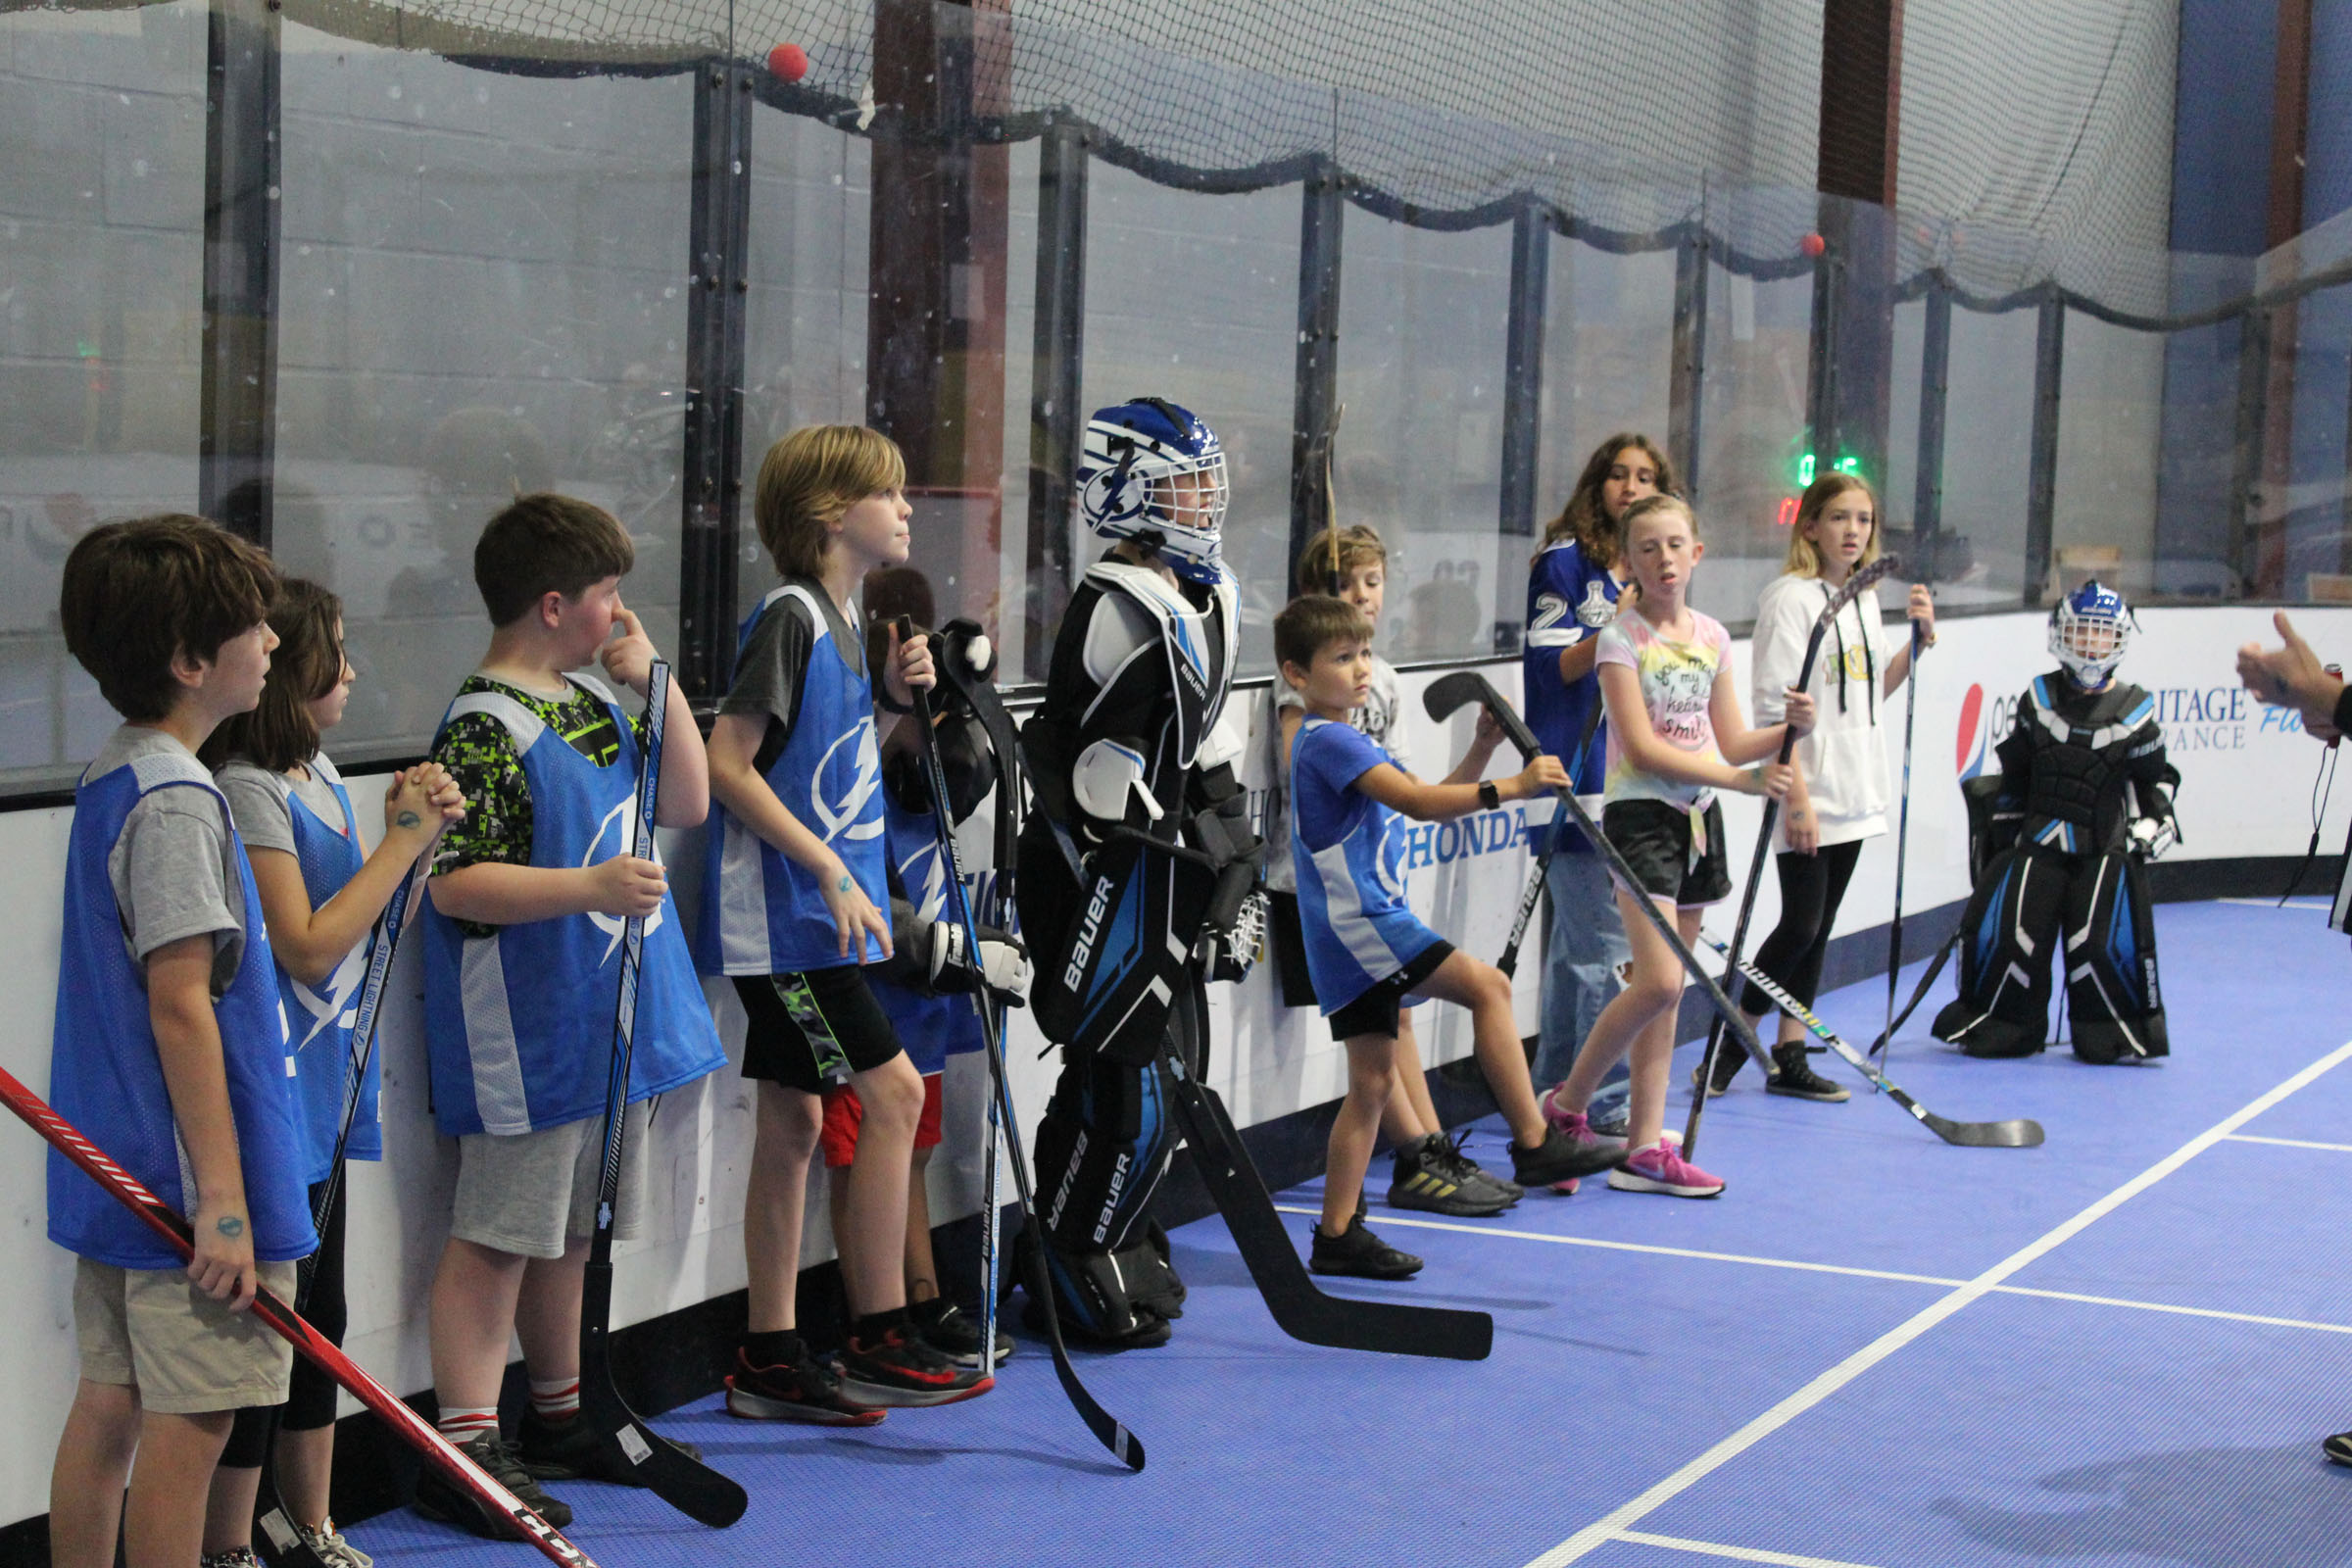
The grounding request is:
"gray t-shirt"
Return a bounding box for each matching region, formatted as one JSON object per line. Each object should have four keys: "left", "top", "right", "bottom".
{"left": 217, "top": 754, "right": 352, "bottom": 858}
{"left": 719, "top": 579, "right": 865, "bottom": 764}
{"left": 87, "top": 725, "right": 249, "bottom": 996}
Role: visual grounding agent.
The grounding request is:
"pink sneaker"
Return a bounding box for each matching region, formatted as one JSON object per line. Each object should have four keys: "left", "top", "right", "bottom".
{"left": 1606, "top": 1140, "right": 1725, "bottom": 1199}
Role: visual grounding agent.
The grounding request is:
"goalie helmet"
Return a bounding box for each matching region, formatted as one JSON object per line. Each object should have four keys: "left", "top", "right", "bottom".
{"left": 1077, "top": 398, "right": 1230, "bottom": 585}
{"left": 2049, "top": 579, "right": 2132, "bottom": 688}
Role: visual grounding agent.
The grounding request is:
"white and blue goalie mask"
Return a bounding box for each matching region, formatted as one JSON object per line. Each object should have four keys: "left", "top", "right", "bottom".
{"left": 2049, "top": 579, "right": 2131, "bottom": 688}
{"left": 1076, "top": 397, "right": 1230, "bottom": 585}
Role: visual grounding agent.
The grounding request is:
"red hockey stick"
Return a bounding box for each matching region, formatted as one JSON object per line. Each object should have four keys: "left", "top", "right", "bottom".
{"left": 0, "top": 1062, "right": 601, "bottom": 1568}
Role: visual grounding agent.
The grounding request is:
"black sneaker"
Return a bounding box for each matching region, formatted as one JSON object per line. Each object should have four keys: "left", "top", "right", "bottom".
{"left": 725, "top": 1343, "right": 886, "bottom": 1425}
{"left": 2324, "top": 1429, "right": 2352, "bottom": 1467}
{"left": 1388, "top": 1133, "right": 1513, "bottom": 1216}
{"left": 1436, "top": 1130, "right": 1524, "bottom": 1202}
{"left": 1307, "top": 1213, "right": 1423, "bottom": 1279}
{"left": 515, "top": 1405, "right": 705, "bottom": 1483}
{"left": 1511, "top": 1124, "right": 1624, "bottom": 1188}
{"left": 1767, "top": 1043, "right": 1850, "bottom": 1102}
{"left": 910, "top": 1296, "right": 1012, "bottom": 1369}
{"left": 412, "top": 1429, "right": 571, "bottom": 1538}
{"left": 840, "top": 1320, "right": 995, "bottom": 1407}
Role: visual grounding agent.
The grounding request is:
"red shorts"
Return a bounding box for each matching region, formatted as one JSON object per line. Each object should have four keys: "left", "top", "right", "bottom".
{"left": 818, "top": 1072, "right": 944, "bottom": 1169}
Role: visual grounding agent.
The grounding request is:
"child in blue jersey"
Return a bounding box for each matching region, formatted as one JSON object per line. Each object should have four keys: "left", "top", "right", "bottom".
{"left": 202, "top": 580, "right": 464, "bottom": 1567}
{"left": 1538, "top": 495, "right": 1812, "bottom": 1200}
{"left": 1523, "top": 433, "right": 1673, "bottom": 1113}
{"left": 1273, "top": 526, "right": 1518, "bottom": 1216}
{"left": 700, "top": 426, "right": 991, "bottom": 1421}
{"left": 1277, "top": 597, "right": 1600, "bottom": 1277}
{"left": 46, "top": 517, "right": 314, "bottom": 1568}
{"left": 413, "top": 494, "right": 723, "bottom": 1535}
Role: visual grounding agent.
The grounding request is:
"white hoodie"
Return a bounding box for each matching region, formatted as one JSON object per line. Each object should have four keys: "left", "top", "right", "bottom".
{"left": 1749, "top": 570, "right": 1895, "bottom": 851}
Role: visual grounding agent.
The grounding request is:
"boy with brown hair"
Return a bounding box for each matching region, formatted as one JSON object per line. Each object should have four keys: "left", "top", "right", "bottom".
{"left": 413, "top": 493, "right": 723, "bottom": 1533}
{"left": 1269, "top": 525, "right": 1521, "bottom": 1215}
{"left": 697, "top": 425, "right": 991, "bottom": 1419}
{"left": 45, "top": 516, "right": 317, "bottom": 1568}
{"left": 1275, "top": 595, "right": 1597, "bottom": 1275}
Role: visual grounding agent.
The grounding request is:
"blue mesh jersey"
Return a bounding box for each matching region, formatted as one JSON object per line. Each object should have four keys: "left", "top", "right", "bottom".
{"left": 870, "top": 790, "right": 985, "bottom": 1077}
{"left": 698, "top": 584, "right": 891, "bottom": 975}
{"left": 420, "top": 674, "right": 723, "bottom": 1138}
{"left": 1524, "top": 539, "right": 1621, "bottom": 850}
{"left": 274, "top": 753, "right": 383, "bottom": 1181}
{"left": 49, "top": 753, "right": 317, "bottom": 1269}
{"left": 1288, "top": 717, "right": 1445, "bottom": 1015}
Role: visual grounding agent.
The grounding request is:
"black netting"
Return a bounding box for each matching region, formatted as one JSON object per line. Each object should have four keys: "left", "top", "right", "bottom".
{"left": 6, "top": 0, "right": 2314, "bottom": 318}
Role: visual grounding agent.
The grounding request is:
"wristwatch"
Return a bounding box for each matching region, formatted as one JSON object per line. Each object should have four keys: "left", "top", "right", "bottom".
{"left": 1478, "top": 780, "right": 1500, "bottom": 810}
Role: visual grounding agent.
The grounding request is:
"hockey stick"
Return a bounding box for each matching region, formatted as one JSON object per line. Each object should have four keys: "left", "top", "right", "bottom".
{"left": 1880, "top": 618, "right": 1925, "bottom": 1085}
{"left": 578, "top": 659, "right": 749, "bottom": 1527}
{"left": 1157, "top": 1027, "right": 1494, "bottom": 1360}
{"left": 932, "top": 620, "right": 1020, "bottom": 1370}
{"left": 1700, "top": 936, "right": 2043, "bottom": 1148}
{"left": 902, "top": 622, "right": 1145, "bottom": 1470}
{"left": 1, "top": 1065, "right": 600, "bottom": 1568}
{"left": 254, "top": 857, "right": 426, "bottom": 1567}
{"left": 1683, "top": 556, "right": 1900, "bottom": 1157}
{"left": 1495, "top": 701, "right": 1604, "bottom": 978}
{"left": 1423, "top": 672, "right": 1776, "bottom": 1080}
{"left": 1867, "top": 928, "right": 1959, "bottom": 1059}
{"left": 1048, "top": 802, "right": 1493, "bottom": 1363}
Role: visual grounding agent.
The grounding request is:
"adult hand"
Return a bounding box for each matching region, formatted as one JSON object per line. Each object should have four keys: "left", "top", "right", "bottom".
{"left": 2237, "top": 612, "right": 2342, "bottom": 736}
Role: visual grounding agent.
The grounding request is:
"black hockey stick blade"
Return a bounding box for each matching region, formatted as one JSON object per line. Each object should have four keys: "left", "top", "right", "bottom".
{"left": 1700, "top": 937, "right": 2043, "bottom": 1149}
{"left": 1868, "top": 929, "right": 1959, "bottom": 1058}
{"left": 1161, "top": 1049, "right": 1493, "bottom": 1361}
{"left": 577, "top": 1259, "right": 750, "bottom": 1524}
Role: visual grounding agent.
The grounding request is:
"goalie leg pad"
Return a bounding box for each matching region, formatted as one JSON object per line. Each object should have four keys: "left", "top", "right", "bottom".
{"left": 1933, "top": 845, "right": 2064, "bottom": 1058}
{"left": 2064, "top": 850, "right": 2168, "bottom": 1063}
{"left": 1033, "top": 837, "right": 1214, "bottom": 1067}
{"left": 1033, "top": 1050, "right": 1177, "bottom": 1260}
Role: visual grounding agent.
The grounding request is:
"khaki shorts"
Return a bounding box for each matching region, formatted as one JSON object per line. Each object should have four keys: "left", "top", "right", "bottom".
{"left": 451, "top": 1101, "right": 653, "bottom": 1260}
{"left": 74, "top": 1256, "right": 300, "bottom": 1416}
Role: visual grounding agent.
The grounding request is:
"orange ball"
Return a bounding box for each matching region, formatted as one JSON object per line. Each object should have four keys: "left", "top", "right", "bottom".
{"left": 1799, "top": 231, "right": 1827, "bottom": 259}
{"left": 767, "top": 42, "right": 808, "bottom": 82}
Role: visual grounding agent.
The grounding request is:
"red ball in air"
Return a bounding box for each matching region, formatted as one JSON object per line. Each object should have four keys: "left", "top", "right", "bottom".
{"left": 767, "top": 43, "right": 808, "bottom": 82}
{"left": 1799, "top": 231, "right": 1827, "bottom": 259}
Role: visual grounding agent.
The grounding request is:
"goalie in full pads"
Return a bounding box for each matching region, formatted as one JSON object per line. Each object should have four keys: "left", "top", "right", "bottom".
{"left": 1017, "top": 398, "right": 1264, "bottom": 1349}
{"left": 1933, "top": 581, "right": 2180, "bottom": 1063}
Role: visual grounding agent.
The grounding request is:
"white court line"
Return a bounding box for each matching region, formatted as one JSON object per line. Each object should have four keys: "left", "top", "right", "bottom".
{"left": 1269, "top": 1205, "right": 1956, "bottom": 1288}
{"left": 1613, "top": 1531, "right": 1885, "bottom": 1568}
{"left": 2217, "top": 897, "right": 2329, "bottom": 907}
{"left": 1520, "top": 1038, "right": 2352, "bottom": 1568}
{"left": 2226, "top": 1132, "right": 2352, "bottom": 1154}
{"left": 1285, "top": 1206, "right": 2352, "bottom": 1335}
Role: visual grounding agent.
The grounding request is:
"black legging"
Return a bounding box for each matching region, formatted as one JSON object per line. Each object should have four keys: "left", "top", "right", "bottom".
{"left": 220, "top": 1170, "right": 346, "bottom": 1466}
{"left": 1739, "top": 839, "right": 1864, "bottom": 1019}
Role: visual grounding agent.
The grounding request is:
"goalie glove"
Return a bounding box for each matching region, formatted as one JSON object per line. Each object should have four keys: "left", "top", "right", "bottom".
{"left": 925, "top": 917, "right": 1031, "bottom": 1006}
{"left": 2129, "top": 813, "right": 2178, "bottom": 861}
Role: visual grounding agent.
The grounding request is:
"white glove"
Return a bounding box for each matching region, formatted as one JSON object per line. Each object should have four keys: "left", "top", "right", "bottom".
{"left": 2129, "top": 815, "right": 2177, "bottom": 861}
{"left": 926, "top": 918, "right": 1031, "bottom": 1003}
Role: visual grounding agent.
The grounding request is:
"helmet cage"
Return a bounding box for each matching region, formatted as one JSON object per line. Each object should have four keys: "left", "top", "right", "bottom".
{"left": 2048, "top": 580, "right": 2131, "bottom": 687}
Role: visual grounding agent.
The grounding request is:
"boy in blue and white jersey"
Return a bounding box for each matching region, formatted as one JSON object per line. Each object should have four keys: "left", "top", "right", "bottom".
{"left": 699, "top": 425, "right": 992, "bottom": 1422}
{"left": 413, "top": 493, "right": 722, "bottom": 1534}
{"left": 46, "top": 516, "right": 314, "bottom": 1568}
{"left": 1276, "top": 597, "right": 1595, "bottom": 1280}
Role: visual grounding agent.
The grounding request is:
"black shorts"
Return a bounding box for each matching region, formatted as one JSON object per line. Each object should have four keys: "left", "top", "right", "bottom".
{"left": 1603, "top": 798, "right": 1732, "bottom": 907}
{"left": 1329, "top": 940, "right": 1454, "bottom": 1042}
{"left": 734, "top": 967, "right": 905, "bottom": 1093}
